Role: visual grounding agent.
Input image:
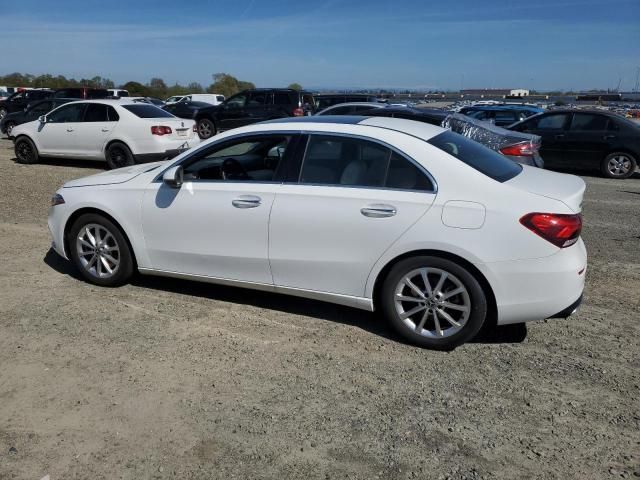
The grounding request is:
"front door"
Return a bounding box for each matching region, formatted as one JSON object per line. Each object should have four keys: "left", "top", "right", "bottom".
{"left": 217, "top": 93, "right": 248, "bottom": 130}
{"left": 141, "top": 133, "right": 297, "bottom": 284}
{"left": 35, "top": 103, "right": 87, "bottom": 157}
{"left": 269, "top": 134, "right": 436, "bottom": 297}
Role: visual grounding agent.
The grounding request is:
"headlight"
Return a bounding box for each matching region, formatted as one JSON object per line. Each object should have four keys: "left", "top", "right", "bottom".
{"left": 51, "top": 193, "right": 65, "bottom": 206}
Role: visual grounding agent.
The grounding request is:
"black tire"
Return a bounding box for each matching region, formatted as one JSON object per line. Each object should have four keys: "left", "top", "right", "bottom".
{"left": 197, "top": 118, "right": 216, "bottom": 139}
{"left": 0, "top": 108, "right": 6, "bottom": 120}
{"left": 68, "top": 213, "right": 134, "bottom": 287}
{"left": 5, "top": 121, "right": 16, "bottom": 136}
{"left": 600, "top": 152, "right": 637, "bottom": 179}
{"left": 105, "top": 142, "right": 135, "bottom": 170}
{"left": 15, "top": 136, "right": 39, "bottom": 164}
{"left": 380, "top": 256, "right": 487, "bottom": 350}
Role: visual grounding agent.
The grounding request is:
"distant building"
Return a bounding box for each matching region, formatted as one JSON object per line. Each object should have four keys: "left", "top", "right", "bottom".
{"left": 460, "top": 88, "right": 530, "bottom": 97}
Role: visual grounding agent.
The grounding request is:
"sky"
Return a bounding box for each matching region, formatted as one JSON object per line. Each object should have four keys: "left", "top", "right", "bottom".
{"left": 1, "top": 0, "right": 639, "bottom": 91}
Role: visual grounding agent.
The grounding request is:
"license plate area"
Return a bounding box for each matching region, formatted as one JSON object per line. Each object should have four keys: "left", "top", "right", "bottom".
{"left": 176, "top": 128, "right": 188, "bottom": 137}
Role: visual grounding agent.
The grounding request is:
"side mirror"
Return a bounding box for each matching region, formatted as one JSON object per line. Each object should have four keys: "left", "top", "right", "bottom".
{"left": 38, "top": 115, "right": 46, "bottom": 123}
{"left": 162, "top": 165, "right": 183, "bottom": 188}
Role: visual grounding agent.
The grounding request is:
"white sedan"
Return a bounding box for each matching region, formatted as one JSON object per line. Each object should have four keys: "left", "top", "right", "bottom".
{"left": 47, "top": 116, "right": 587, "bottom": 349}
{"left": 12, "top": 100, "right": 200, "bottom": 169}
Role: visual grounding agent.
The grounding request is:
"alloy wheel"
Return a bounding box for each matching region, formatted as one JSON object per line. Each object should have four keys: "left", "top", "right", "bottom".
{"left": 76, "top": 224, "right": 121, "bottom": 279}
{"left": 607, "top": 155, "right": 632, "bottom": 176}
{"left": 109, "top": 147, "right": 127, "bottom": 169}
{"left": 16, "top": 140, "right": 34, "bottom": 163}
{"left": 6, "top": 122, "right": 15, "bottom": 135}
{"left": 393, "top": 267, "right": 471, "bottom": 338}
{"left": 198, "top": 121, "right": 213, "bottom": 138}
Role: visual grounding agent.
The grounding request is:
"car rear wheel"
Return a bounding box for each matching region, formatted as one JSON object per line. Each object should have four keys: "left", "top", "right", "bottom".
{"left": 0, "top": 108, "right": 6, "bottom": 119}
{"left": 601, "top": 152, "right": 637, "bottom": 179}
{"left": 197, "top": 118, "right": 216, "bottom": 139}
{"left": 69, "top": 214, "right": 134, "bottom": 287}
{"left": 380, "top": 256, "right": 487, "bottom": 350}
{"left": 15, "top": 137, "right": 39, "bottom": 164}
{"left": 106, "top": 142, "right": 135, "bottom": 170}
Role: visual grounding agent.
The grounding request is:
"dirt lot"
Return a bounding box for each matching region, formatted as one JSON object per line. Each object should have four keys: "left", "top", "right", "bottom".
{"left": 0, "top": 137, "right": 638, "bottom": 480}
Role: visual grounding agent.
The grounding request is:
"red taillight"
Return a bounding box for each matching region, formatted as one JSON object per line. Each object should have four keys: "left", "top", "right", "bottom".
{"left": 520, "top": 212, "right": 582, "bottom": 248}
{"left": 293, "top": 107, "right": 304, "bottom": 116}
{"left": 500, "top": 141, "right": 539, "bottom": 157}
{"left": 151, "top": 125, "right": 172, "bottom": 136}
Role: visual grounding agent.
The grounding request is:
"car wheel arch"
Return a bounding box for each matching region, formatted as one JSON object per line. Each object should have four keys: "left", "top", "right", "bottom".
{"left": 371, "top": 249, "right": 497, "bottom": 328}
{"left": 63, "top": 207, "right": 138, "bottom": 270}
{"left": 104, "top": 139, "right": 133, "bottom": 156}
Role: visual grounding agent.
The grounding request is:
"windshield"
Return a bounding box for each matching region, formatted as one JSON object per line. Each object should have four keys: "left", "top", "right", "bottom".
{"left": 428, "top": 131, "right": 522, "bottom": 182}
{"left": 123, "top": 104, "right": 174, "bottom": 118}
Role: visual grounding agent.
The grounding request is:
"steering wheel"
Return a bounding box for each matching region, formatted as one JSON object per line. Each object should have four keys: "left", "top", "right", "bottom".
{"left": 221, "top": 158, "right": 249, "bottom": 180}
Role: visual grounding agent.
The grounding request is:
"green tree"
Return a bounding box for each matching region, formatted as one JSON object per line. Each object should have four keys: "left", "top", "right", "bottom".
{"left": 148, "top": 77, "right": 168, "bottom": 98}
{"left": 287, "top": 83, "right": 303, "bottom": 91}
{"left": 207, "top": 73, "right": 255, "bottom": 97}
{"left": 121, "top": 81, "right": 150, "bottom": 96}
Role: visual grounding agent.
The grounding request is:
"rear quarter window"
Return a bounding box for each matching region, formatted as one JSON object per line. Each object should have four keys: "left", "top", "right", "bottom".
{"left": 428, "top": 131, "right": 521, "bottom": 182}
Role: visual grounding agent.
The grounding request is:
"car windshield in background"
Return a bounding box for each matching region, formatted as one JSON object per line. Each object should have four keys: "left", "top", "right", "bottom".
{"left": 123, "top": 104, "right": 174, "bottom": 118}
{"left": 428, "top": 131, "right": 522, "bottom": 182}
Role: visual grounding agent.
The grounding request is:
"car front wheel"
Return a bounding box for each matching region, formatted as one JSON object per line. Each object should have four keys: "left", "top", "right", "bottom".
{"left": 0, "top": 108, "right": 6, "bottom": 119}
{"left": 15, "top": 137, "right": 39, "bottom": 164}
{"left": 5, "top": 121, "right": 15, "bottom": 136}
{"left": 69, "top": 214, "right": 134, "bottom": 287}
{"left": 380, "top": 256, "right": 487, "bottom": 350}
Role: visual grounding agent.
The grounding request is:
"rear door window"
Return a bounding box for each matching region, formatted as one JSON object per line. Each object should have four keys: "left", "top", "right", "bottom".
{"left": 299, "top": 135, "right": 434, "bottom": 191}
{"left": 83, "top": 104, "right": 109, "bottom": 122}
{"left": 428, "top": 130, "right": 521, "bottom": 182}
{"left": 569, "top": 113, "right": 608, "bottom": 131}
{"left": 248, "top": 91, "right": 269, "bottom": 106}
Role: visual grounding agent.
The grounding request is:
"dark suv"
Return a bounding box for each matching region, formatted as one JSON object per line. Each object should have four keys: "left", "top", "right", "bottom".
{"left": 164, "top": 88, "right": 316, "bottom": 139}
{"left": 52, "top": 88, "right": 110, "bottom": 99}
{"left": 0, "top": 90, "right": 54, "bottom": 119}
{"left": 314, "top": 93, "right": 382, "bottom": 110}
{"left": 1, "top": 98, "right": 73, "bottom": 136}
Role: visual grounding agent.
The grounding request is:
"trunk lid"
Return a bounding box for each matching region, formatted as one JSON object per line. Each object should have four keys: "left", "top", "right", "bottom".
{"left": 506, "top": 165, "right": 586, "bottom": 212}
{"left": 142, "top": 117, "right": 197, "bottom": 141}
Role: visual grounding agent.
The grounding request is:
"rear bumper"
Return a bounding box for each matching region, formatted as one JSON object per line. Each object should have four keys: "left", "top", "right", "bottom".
{"left": 477, "top": 239, "right": 587, "bottom": 325}
{"left": 134, "top": 148, "right": 186, "bottom": 163}
{"left": 547, "top": 294, "right": 583, "bottom": 319}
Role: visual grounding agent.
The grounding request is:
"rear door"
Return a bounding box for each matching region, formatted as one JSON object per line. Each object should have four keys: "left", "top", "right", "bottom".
{"left": 562, "top": 112, "right": 610, "bottom": 169}
{"left": 514, "top": 112, "right": 571, "bottom": 168}
{"left": 269, "top": 134, "right": 436, "bottom": 297}
{"left": 73, "top": 103, "right": 118, "bottom": 158}
{"left": 35, "top": 103, "right": 86, "bottom": 156}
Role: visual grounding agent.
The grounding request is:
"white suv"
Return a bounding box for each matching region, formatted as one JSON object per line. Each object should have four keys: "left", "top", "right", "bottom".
{"left": 12, "top": 100, "right": 200, "bottom": 169}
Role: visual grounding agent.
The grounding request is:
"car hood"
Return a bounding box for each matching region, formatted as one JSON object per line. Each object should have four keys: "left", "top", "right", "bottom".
{"left": 63, "top": 161, "right": 167, "bottom": 188}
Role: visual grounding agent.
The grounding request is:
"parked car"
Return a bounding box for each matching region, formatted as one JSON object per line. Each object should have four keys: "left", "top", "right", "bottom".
{"left": 1, "top": 98, "right": 73, "bottom": 136}
{"left": 316, "top": 102, "right": 388, "bottom": 116}
{"left": 332, "top": 106, "right": 544, "bottom": 167}
{"left": 107, "top": 89, "right": 129, "bottom": 98}
{"left": 507, "top": 109, "right": 640, "bottom": 178}
{"left": 0, "top": 89, "right": 54, "bottom": 119}
{"left": 47, "top": 116, "right": 586, "bottom": 350}
{"left": 164, "top": 88, "right": 316, "bottom": 139}
{"left": 12, "top": 100, "right": 200, "bottom": 169}
{"left": 130, "top": 96, "right": 166, "bottom": 106}
{"left": 181, "top": 94, "right": 225, "bottom": 106}
{"left": 314, "top": 93, "right": 382, "bottom": 110}
{"left": 52, "top": 88, "right": 110, "bottom": 100}
{"left": 459, "top": 105, "right": 543, "bottom": 126}
{"left": 165, "top": 95, "right": 188, "bottom": 105}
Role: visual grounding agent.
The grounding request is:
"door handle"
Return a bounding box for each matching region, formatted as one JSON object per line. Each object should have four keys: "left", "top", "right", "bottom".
{"left": 101, "top": 128, "right": 110, "bottom": 132}
{"left": 554, "top": 134, "right": 565, "bottom": 139}
{"left": 66, "top": 128, "right": 74, "bottom": 132}
{"left": 361, "top": 204, "right": 397, "bottom": 218}
{"left": 232, "top": 195, "right": 262, "bottom": 208}
{"left": 603, "top": 134, "right": 616, "bottom": 140}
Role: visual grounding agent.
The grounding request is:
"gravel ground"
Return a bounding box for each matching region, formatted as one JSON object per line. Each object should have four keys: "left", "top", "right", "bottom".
{"left": 0, "top": 137, "right": 638, "bottom": 480}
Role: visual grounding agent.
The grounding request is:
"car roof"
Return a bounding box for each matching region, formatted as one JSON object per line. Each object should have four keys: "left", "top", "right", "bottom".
{"left": 261, "top": 115, "right": 446, "bottom": 140}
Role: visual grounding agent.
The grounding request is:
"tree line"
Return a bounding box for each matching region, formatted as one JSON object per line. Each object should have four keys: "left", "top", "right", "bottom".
{"left": 0, "top": 72, "right": 304, "bottom": 99}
